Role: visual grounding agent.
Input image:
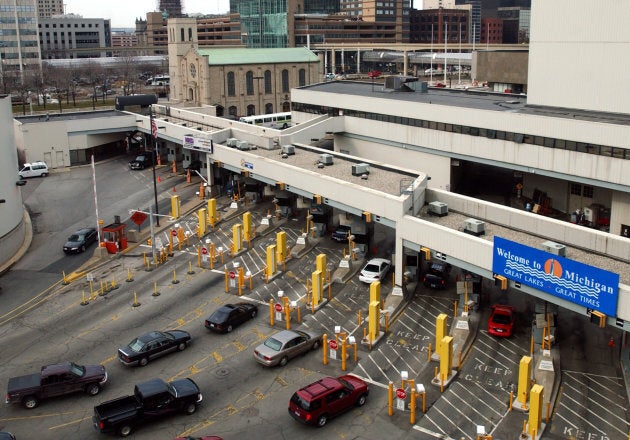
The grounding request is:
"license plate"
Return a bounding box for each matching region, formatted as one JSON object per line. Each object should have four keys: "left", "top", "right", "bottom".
{"left": 210, "top": 323, "right": 215, "bottom": 328}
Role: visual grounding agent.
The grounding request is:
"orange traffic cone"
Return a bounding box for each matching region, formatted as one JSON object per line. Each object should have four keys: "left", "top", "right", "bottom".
{"left": 157, "top": 176, "right": 161, "bottom": 183}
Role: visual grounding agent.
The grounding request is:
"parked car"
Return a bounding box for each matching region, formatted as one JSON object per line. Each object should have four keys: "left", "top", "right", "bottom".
{"left": 128, "top": 154, "right": 153, "bottom": 170}
{"left": 63, "top": 227, "right": 98, "bottom": 254}
{"left": 488, "top": 304, "right": 515, "bottom": 337}
{"left": 205, "top": 302, "right": 258, "bottom": 333}
{"left": 358, "top": 258, "right": 391, "bottom": 284}
{"left": 434, "top": 82, "right": 447, "bottom": 88}
{"left": 18, "top": 161, "right": 48, "bottom": 178}
{"left": 118, "top": 330, "right": 191, "bottom": 367}
{"left": 331, "top": 225, "right": 351, "bottom": 243}
{"left": 423, "top": 261, "right": 452, "bottom": 290}
{"left": 288, "top": 375, "right": 369, "bottom": 427}
{"left": 93, "top": 377, "right": 202, "bottom": 437}
{"left": 0, "top": 433, "right": 16, "bottom": 440}
{"left": 6, "top": 361, "right": 107, "bottom": 409}
{"left": 254, "top": 329, "right": 321, "bottom": 367}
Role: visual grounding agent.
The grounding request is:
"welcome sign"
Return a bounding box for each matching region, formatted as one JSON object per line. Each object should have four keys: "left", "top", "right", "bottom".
{"left": 492, "top": 237, "right": 619, "bottom": 316}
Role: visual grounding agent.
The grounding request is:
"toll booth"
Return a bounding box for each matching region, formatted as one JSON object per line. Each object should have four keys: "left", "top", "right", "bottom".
{"left": 101, "top": 216, "right": 128, "bottom": 254}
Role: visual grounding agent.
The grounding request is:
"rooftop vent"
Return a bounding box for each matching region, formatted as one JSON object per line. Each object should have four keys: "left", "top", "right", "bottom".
{"left": 541, "top": 241, "right": 566, "bottom": 257}
{"left": 236, "top": 140, "right": 250, "bottom": 151}
{"left": 281, "top": 145, "right": 295, "bottom": 155}
{"left": 227, "top": 138, "right": 238, "bottom": 147}
{"left": 463, "top": 218, "right": 485, "bottom": 236}
{"left": 428, "top": 201, "right": 448, "bottom": 217}
{"left": 352, "top": 163, "right": 370, "bottom": 176}
{"left": 319, "top": 154, "right": 333, "bottom": 166}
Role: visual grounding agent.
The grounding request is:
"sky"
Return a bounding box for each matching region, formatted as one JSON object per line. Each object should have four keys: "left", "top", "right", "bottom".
{"left": 63, "top": 0, "right": 230, "bottom": 29}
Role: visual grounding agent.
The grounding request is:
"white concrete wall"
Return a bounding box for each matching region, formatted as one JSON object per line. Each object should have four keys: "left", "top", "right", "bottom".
{"left": 528, "top": 0, "right": 630, "bottom": 114}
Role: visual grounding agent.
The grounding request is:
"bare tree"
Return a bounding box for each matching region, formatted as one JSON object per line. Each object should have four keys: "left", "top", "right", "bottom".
{"left": 116, "top": 54, "right": 142, "bottom": 96}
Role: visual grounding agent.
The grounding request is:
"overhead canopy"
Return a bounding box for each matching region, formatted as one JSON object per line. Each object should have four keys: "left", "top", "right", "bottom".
{"left": 115, "top": 94, "right": 158, "bottom": 110}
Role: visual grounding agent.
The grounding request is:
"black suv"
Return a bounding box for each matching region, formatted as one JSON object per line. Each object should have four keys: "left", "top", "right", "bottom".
{"left": 423, "top": 261, "right": 452, "bottom": 290}
{"left": 128, "top": 154, "right": 153, "bottom": 170}
{"left": 331, "top": 225, "right": 351, "bottom": 242}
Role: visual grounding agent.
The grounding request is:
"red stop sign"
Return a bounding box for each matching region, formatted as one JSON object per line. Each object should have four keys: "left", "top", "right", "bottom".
{"left": 171, "top": 229, "right": 178, "bottom": 236}
{"left": 130, "top": 211, "right": 147, "bottom": 226}
{"left": 201, "top": 247, "right": 208, "bottom": 254}
{"left": 274, "top": 303, "right": 283, "bottom": 312}
{"left": 329, "top": 339, "right": 338, "bottom": 350}
{"left": 229, "top": 271, "right": 236, "bottom": 279}
{"left": 395, "top": 388, "right": 407, "bottom": 400}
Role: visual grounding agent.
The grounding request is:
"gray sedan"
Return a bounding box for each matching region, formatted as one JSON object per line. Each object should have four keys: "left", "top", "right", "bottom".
{"left": 254, "top": 330, "right": 321, "bottom": 367}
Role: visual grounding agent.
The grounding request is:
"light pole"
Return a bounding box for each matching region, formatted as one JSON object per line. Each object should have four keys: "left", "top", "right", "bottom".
{"left": 150, "top": 105, "right": 160, "bottom": 226}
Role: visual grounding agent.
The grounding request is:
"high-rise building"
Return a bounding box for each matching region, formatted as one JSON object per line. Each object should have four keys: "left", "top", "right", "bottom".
{"left": 158, "top": 0, "right": 183, "bottom": 19}
{"left": 0, "top": 0, "right": 42, "bottom": 84}
{"left": 37, "top": 0, "right": 64, "bottom": 17}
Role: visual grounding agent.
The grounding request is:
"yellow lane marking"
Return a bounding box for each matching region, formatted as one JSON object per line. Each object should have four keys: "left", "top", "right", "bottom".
{"left": 0, "top": 411, "right": 80, "bottom": 422}
{"left": 212, "top": 351, "right": 222, "bottom": 363}
{"left": 49, "top": 416, "right": 92, "bottom": 430}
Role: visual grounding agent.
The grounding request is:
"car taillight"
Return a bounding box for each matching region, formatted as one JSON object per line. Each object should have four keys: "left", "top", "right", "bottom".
{"left": 305, "top": 414, "right": 311, "bottom": 421}
{"left": 264, "top": 355, "right": 271, "bottom": 361}
{"left": 99, "top": 422, "right": 104, "bottom": 429}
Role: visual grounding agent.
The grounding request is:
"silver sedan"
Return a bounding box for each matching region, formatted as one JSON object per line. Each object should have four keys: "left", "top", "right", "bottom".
{"left": 254, "top": 330, "right": 322, "bottom": 367}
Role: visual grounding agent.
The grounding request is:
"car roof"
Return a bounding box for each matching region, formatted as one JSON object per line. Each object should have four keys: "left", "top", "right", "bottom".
{"left": 491, "top": 304, "right": 514, "bottom": 314}
{"left": 75, "top": 227, "right": 95, "bottom": 234}
{"left": 138, "top": 331, "right": 165, "bottom": 342}
{"left": 269, "top": 330, "right": 302, "bottom": 343}
{"left": 365, "top": 258, "right": 390, "bottom": 265}
{"left": 298, "top": 377, "right": 341, "bottom": 398}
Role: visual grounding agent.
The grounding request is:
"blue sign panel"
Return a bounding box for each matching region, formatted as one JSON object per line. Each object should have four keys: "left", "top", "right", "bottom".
{"left": 492, "top": 237, "right": 619, "bottom": 316}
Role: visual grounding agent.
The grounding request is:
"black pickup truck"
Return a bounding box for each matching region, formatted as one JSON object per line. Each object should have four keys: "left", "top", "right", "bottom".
{"left": 6, "top": 361, "right": 107, "bottom": 409}
{"left": 93, "top": 378, "right": 202, "bottom": 437}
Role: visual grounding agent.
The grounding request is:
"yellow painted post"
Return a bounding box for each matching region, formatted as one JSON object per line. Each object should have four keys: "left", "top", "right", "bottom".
{"left": 207, "top": 198, "right": 217, "bottom": 229}
{"left": 80, "top": 290, "right": 89, "bottom": 306}
{"left": 232, "top": 223, "right": 243, "bottom": 255}
{"left": 197, "top": 208, "right": 207, "bottom": 238}
{"left": 529, "top": 384, "right": 544, "bottom": 438}
{"left": 454, "top": 300, "right": 458, "bottom": 317}
{"left": 170, "top": 194, "right": 181, "bottom": 219}
{"left": 172, "top": 269, "right": 179, "bottom": 284}
{"left": 312, "top": 270, "right": 322, "bottom": 308}
{"left": 168, "top": 229, "right": 174, "bottom": 255}
{"left": 368, "top": 300, "right": 380, "bottom": 342}
{"left": 316, "top": 253, "right": 327, "bottom": 293}
{"left": 323, "top": 333, "right": 328, "bottom": 365}
{"left": 388, "top": 382, "right": 394, "bottom": 416}
{"left": 297, "top": 305, "right": 301, "bottom": 323}
{"left": 243, "top": 211, "right": 252, "bottom": 247}
{"left": 421, "top": 390, "right": 426, "bottom": 413}
{"left": 238, "top": 266, "right": 244, "bottom": 296}
{"left": 370, "top": 280, "right": 381, "bottom": 305}
{"left": 283, "top": 297, "right": 291, "bottom": 330}
{"left": 341, "top": 335, "right": 347, "bottom": 371}
{"left": 152, "top": 281, "right": 160, "bottom": 297}
{"left": 276, "top": 231, "right": 287, "bottom": 267}
{"left": 197, "top": 245, "right": 201, "bottom": 267}
{"left": 358, "top": 310, "right": 362, "bottom": 327}
{"left": 410, "top": 387, "right": 416, "bottom": 424}
{"left": 435, "top": 313, "right": 448, "bottom": 356}
{"left": 266, "top": 244, "right": 276, "bottom": 280}
{"left": 126, "top": 268, "right": 133, "bottom": 282}
{"left": 269, "top": 299, "right": 275, "bottom": 326}
{"left": 224, "top": 269, "right": 229, "bottom": 293}
{"left": 510, "top": 391, "right": 514, "bottom": 411}
{"left": 132, "top": 290, "right": 140, "bottom": 307}
{"left": 440, "top": 335, "right": 453, "bottom": 391}
{"left": 177, "top": 227, "right": 185, "bottom": 251}
{"left": 428, "top": 343, "right": 432, "bottom": 361}
{"left": 517, "top": 356, "right": 532, "bottom": 407}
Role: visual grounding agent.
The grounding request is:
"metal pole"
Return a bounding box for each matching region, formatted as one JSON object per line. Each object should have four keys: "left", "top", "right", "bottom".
{"left": 91, "top": 155, "right": 102, "bottom": 245}
{"left": 149, "top": 205, "right": 156, "bottom": 263}
{"left": 150, "top": 105, "right": 160, "bottom": 226}
{"left": 444, "top": 22, "right": 447, "bottom": 84}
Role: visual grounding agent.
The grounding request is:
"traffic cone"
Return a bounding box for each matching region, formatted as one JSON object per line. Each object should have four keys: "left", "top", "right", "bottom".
{"left": 157, "top": 176, "right": 161, "bottom": 183}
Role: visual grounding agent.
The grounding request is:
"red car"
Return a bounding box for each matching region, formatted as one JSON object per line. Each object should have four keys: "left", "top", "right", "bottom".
{"left": 488, "top": 304, "right": 515, "bottom": 337}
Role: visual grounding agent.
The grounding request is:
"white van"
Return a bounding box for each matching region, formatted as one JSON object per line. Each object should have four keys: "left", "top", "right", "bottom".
{"left": 19, "top": 161, "right": 49, "bottom": 178}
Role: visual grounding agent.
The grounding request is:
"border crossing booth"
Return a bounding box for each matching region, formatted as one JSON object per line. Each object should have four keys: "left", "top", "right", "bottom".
{"left": 101, "top": 216, "right": 128, "bottom": 254}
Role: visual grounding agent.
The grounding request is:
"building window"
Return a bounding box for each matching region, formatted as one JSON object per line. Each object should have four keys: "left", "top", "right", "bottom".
{"left": 265, "top": 103, "right": 273, "bottom": 114}
{"left": 180, "top": 28, "right": 184, "bottom": 42}
{"left": 570, "top": 183, "right": 582, "bottom": 196}
{"left": 264, "top": 70, "right": 272, "bottom": 93}
{"left": 229, "top": 106, "right": 237, "bottom": 117}
{"left": 281, "top": 69, "right": 289, "bottom": 93}
{"left": 582, "top": 185, "right": 594, "bottom": 198}
{"left": 246, "top": 71, "right": 254, "bottom": 95}
{"left": 298, "top": 68, "right": 306, "bottom": 86}
{"left": 227, "top": 71, "right": 235, "bottom": 96}
{"left": 247, "top": 104, "right": 255, "bottom": 116}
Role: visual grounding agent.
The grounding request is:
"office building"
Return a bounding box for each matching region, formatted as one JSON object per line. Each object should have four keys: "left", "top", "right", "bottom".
{"left": 38, "top": 16, "right": 112, "bottom": 59}
{"left": 37, "top": 0, "right": 63, "bottom": 17}
{"left": 0, "top": 0, "right": 41, "bottom": 84}
{"left": 159, "top": 0, "right": 183, "bottom": 18}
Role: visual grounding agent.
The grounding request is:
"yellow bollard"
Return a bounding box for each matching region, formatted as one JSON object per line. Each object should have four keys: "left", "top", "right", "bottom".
{"left": 388, "top": 382, "right": 394, "bottom": 416}
{"left": 269, "top": 299, "right": 275, "bottom": 326}
{"left": 510, "top": 391, "right": 514, "bottom": 411}
{"left": 110, "top": 276, "right": 118, "bottom": 290}
{"left": 358, "top": 310, "right": 362, "bottom": 326}
{"left": 188, "top": 261, "right": 194, "bottom": 275}
{"left": 458, "top": 351, "right": 462, "bottom": 371}
{"left": 428, "top": 343, "right": 432, "bottom": 361}
{"left": 62, "top": 271, "right": 69, "bottom": 285}
{"left": 297, "top": 306, "right": 301, "bottom": 323}
{"left": 126, "top": 267, "right": 134, "bottom": 282}
{"left": 132, "top": 290, "right": 140, "bottom": 307}
{"left": 152, "top": 281, "right": 160, "bottom": 297}
{"left": 341, "top": 337, "right": 347, "bottom": 371}
{"left": 454, "top": 300, "right": 458, "bottom": 317}
{"left": 322, "top": 334, "right": 328, "bottom": 365}
{"left": 410, "top": 387, "right": 416, "bottom": 425}
{"left": 80, "top": 290, "right": 89, "bottom": 306}
{"left": 172, "top": 270, "right": 179, "bottom": 284}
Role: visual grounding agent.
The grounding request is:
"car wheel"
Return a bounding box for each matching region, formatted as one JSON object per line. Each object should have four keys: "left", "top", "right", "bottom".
{"left": 251, "top": 309, "right": 257, "bottom": 318}
{"left": 356, "top": 394, "right": 367, "bottom": 406}
{"left": 184, "top": 402, "right": 197, "bottom": 415}
{"left": 23, "top": 395, "right": 38, "bottom": 409}
{"left": 41, "top": 173, "right": 48, "bottom": 177}
{"left": 226, "top": 325, "right": 233, "bottom": 333}
{"left": 317, "top": 414, "right": 328, "bottom": 427}
{"left": 119, "top": 425, "right": 133, "bottom": 437}
{"left": 139, "top": 357, "right": 149, "bottom": 367}
{"left": 279, "top": 356, "right": 289, "bottom": 367}
{"left": 80, "top": 245, "right": 86, "bottom": 253}
{"left": 178, "top": 342, "right": 187, "bottom": 351}
{"left": 312, "top": 340, "right": 320, "bottom": 350}
{"left": 86, "top": 383, "right": 101, "bottom": 396}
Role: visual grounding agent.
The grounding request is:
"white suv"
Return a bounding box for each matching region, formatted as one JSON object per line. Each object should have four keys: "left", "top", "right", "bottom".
{"left": 19, "top": 161, "right": 49, "bottom": 178}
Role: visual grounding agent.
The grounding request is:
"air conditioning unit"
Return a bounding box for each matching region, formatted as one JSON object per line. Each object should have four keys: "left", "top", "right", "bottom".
{"left": 236, "top": 140, "right": 250, "bottom": 151}
{"left": 281, "top": 145, "right": 295, "bottom": 155}
{"left": 463, "top": 218, "right": 485, "bottom": 236}
{"left": 227, "top": 138, "right": 238, "bottom": 147}
{"left": 428, "top": 201, "right": 448, "bottom": 217}
{"left": 351, "top": 163, "right": 370, "bottom": 176}
{"left": 319, "top": 154, "right": 333, "bottom": 165}
{"left": 541, "top": 240, "right": 566, "bottom": 257}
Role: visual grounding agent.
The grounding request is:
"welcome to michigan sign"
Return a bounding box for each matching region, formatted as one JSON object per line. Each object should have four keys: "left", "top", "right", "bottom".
{"left": 492, "top": 237, "right": 619, "bottom": 316}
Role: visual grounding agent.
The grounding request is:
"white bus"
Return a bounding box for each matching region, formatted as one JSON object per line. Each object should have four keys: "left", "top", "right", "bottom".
{"left": 146, "top": 75, "right": 170, "bottom": 86}
{"left": 239, "top": 112, "right": 291, "bottom": 129}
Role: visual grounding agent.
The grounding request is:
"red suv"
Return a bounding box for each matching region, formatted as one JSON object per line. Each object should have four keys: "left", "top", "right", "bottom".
{"left": 288, "top": 375, "right": 369, "bottom": 427}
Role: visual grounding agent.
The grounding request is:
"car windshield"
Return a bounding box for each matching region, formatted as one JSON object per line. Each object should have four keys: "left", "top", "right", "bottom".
{"left": 68, "top": 234, "right": 82, "bottom": 241}
{"left": 129, "top": 338, "right": 144, "bottom": 351}
{"left": 69, "top": 362, "right": 85, "bottom": 377}
{"left": 363, "top": 263, "right": 380, "bottom": 272}
{"left": 135, "top": 156, "right": 145, "bottom": 161}
{"left": 211, "top": 310, "right": 230, "bottom": 321}
{"left": 337, "top": 377, "right": 354, "bottom": 390}
{"left": 264, "top": 337, "right": 283, "bottom": 351}
{"left": 492, "top": 313, "right": 512, "bottom": 325}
